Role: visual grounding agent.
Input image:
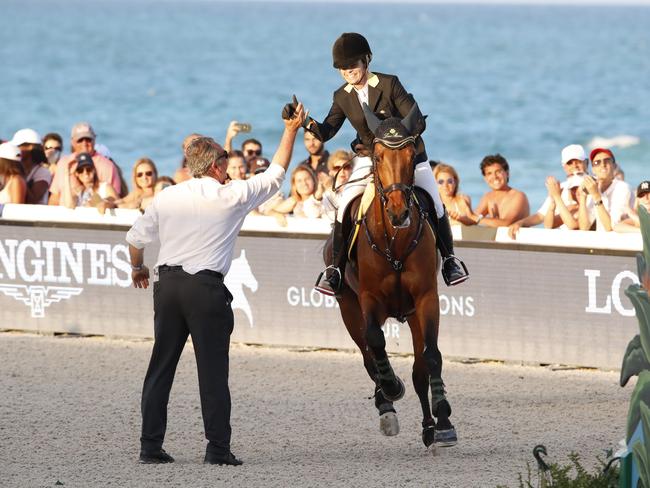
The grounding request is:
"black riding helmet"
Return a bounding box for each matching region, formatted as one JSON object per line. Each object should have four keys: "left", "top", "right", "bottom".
{"left": 332, "top": 33, "right": 372, "bottom": 69}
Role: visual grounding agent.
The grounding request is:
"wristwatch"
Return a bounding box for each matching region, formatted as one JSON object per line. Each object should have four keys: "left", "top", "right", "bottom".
{"left": 131, "top": 264, "right": 144, "bottom": 271}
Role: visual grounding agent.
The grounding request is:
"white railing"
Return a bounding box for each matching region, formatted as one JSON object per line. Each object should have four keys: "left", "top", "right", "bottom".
{"left": 0, "top": 203, "right": 642, "bottom": 251}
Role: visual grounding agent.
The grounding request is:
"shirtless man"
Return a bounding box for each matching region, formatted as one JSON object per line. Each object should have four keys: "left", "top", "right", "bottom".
{"left": 473, "top": 154, "right": 529, "bottom": 227}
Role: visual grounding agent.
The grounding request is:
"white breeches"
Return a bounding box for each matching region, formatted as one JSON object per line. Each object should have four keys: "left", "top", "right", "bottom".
{"left": 336, "top": 158, "right": 445, "bottom": 223}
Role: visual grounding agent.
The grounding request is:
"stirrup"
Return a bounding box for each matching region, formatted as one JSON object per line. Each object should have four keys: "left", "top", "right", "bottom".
{"left": 314, "top": 265, "right": 342, "bottom": 296}
{"left": 441, "top": 256, "right": 469, "bottom": 287}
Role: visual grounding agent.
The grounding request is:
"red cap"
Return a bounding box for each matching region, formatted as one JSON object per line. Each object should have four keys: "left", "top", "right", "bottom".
{"left": 589, "top": 147, "right": 615, "bottom": 162}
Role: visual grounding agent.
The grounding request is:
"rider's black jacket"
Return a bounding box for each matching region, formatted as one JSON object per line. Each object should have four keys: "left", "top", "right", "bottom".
{"left": 309, "top": 72, "right": 428, "bottom": 163}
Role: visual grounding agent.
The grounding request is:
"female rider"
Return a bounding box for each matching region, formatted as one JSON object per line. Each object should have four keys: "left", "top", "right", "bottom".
{"left": 285, "top": 33, "right": 469, "bottom": 295}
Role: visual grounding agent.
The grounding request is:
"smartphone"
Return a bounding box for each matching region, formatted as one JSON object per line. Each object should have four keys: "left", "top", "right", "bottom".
{"left": 234, "top": 123, "right": 252, "bottom": 133}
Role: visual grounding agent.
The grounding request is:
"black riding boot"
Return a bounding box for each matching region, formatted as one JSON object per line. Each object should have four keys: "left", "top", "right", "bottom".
{"left": 435, "top": 211, "right": 469, "bottom": 286}
{"left": 314, "top": 220, "right": 347, "bottom": 296}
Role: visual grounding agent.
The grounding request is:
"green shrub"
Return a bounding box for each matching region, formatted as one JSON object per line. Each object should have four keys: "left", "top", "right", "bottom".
{"left": 497, "top": 453, "right": 618, "bottom": 488}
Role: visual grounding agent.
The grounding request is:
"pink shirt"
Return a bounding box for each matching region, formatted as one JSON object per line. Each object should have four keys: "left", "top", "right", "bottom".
{"left": 50, "top": 152, "right": 121, "bottom": 195}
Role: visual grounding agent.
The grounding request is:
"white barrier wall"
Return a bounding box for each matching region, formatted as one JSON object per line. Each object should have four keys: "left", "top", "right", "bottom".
{"left": 0, "top": 204, "right": 644, "bottom": 369}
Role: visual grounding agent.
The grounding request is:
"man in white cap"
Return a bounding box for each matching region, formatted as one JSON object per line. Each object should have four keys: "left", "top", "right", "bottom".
{"left": 48, "top": 122, "right": 121, "bottom": 205}
{"left": 508, "top": 144, "right": 589, "bottom": 238}
{"left": 11, "top": 128, "right": 52, "bottom": 205}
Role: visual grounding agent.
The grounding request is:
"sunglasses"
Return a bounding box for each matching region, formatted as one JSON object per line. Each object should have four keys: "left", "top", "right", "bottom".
{"left": 45, "top": 145, "right": 62, "bottom": 151}
{"left": 245, "top": 149, "right": 261, "bottom": 156}
{"left": 437, "top": 178, "right": 456, "bottom": 185}
{"left": 137, "top": 171, "right": 154, "bottom": 177}
{"left": 76, "top": 166, "right": 94, "bottom": 174}
{"left": 76, "top": 137, "right": 93, "bottom": 143}
{"left": 592, "top": 157, "right": 613, "bottom": 167}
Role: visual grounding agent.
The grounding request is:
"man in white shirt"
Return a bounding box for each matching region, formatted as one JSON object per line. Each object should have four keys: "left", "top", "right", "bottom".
{"left": 578, "top": 148, "right": 633, "bottom": 231}
{"left": 508, "top": 144, "right": 588, "bottom": 238}
{"left": 126, "top": 104, "right": 306, "bottom": 466}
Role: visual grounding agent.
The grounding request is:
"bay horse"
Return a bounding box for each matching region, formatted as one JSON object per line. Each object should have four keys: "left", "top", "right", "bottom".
{"left": 324, "top": 103, "right": 457, "bottom": 448}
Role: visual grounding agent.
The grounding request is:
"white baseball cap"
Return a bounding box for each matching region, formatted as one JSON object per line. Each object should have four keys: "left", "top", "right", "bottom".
{"left": 0, "top": 142, "right": 22, "bottom": 162}
{"left": 561, "top": 144, "right": 586, "bottom": 166}
{"left": 11, "top": 128, "right": 41, "bottom": 146}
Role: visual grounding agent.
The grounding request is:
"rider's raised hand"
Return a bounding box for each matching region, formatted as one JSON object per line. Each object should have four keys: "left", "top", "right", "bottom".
{"left": 282, "top": 94, "right": 300, "bottom": 120}
{"left": 284, "top": 102, "right": 306, "bottom": 131}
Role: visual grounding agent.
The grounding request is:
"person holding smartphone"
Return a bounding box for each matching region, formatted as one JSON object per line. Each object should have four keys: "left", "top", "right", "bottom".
{"left": 283, "top": 32, "right": 469, "bottom": 296}
{"left": 578, "top": 148, "right": 633, "bottom": 231}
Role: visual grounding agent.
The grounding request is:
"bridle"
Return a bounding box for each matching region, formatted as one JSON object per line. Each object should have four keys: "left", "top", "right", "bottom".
{"left": 372, "top": 132, "right": 415, "bottom": 214}
{"left": 363, "top": 139, "right": 426, "bottom": 272}
{"left": 371, "top": 139, "right": 416, "bottom": 209}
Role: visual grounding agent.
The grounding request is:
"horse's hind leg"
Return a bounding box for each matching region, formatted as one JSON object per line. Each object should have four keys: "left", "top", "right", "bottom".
{"left": 416, "top": 292, "right": 458, "bottom": 447}
{"left": 338, "top": 289, "right": 398, "bottom": 436}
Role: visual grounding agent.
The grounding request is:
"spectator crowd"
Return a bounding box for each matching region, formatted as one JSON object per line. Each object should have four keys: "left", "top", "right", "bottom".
{"left": 0, "top": 121, "right": 648, "bottom": 234}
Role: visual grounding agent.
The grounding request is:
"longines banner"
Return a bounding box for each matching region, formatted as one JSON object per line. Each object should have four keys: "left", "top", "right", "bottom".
{"left": 0, "top": 223, "right": 640, "bottom": 369}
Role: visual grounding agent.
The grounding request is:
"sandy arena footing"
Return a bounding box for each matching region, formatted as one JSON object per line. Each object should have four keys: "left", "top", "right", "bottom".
{"left": 0, "top": 332, "right": 629, "bottom": 487}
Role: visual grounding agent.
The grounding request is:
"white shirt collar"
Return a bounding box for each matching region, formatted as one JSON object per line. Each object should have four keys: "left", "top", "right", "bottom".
{"left": 344, "top": 72, "right": 379, "bottom": 93}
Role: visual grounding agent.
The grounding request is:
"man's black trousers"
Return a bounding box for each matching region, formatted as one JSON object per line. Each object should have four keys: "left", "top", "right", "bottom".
{"left": 140, "top": 266, "right": 234, "bottom": 455}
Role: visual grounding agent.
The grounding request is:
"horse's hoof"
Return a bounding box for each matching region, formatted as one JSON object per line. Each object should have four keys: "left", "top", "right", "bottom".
{"left": 381, "top": 376, "right": 405, "bottom": 402}
{"left": 379, "top": 411, "right": 400, "bottom": 436}
{"left": 434, "top": 427, "right": 458, "bottom": 447}
{"left": 422, "top": 424, "right": 436, "bottom": 448}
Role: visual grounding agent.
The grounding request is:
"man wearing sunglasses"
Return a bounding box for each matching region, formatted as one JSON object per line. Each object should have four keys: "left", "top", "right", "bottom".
{"left": 127, "top": 103, "right": 306, "bottom": 467}
{"left": 48, "top": 122, "right": 122, "bottom": 205}
{"left": 578, "top": 148, "right": 633, "bottom": 231}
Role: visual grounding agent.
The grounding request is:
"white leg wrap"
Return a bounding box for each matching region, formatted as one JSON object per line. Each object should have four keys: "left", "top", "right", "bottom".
{"left": 336, "top": 156, "right": 373, "bottom": 223}
{"left": 414, "top": 161, "right": 444, "bottom": 218}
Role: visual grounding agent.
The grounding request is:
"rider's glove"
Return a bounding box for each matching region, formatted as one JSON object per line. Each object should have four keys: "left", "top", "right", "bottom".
{"left": 281, "top": 94, "right": 299, "bottom": 120}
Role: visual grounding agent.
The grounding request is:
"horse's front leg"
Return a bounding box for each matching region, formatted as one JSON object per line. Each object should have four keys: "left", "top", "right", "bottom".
{"left": 360, "top": 292, "right": 405, "bottom": 402}
{"left": 407, "top": 313, "right": 436, "bottom": 448}
{"left": 416, "top": 290, "right": 458, "bottom": 447}
{"left": 338, "top": 288, "right": 398, "bottom": 435}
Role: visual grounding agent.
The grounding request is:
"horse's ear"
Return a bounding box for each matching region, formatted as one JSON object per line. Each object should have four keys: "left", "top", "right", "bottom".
{"left": 401, "top": 103, "right": 425, "bottom": 137}
{"left": 362, "top": 102, "right": 381, "bottom": 135}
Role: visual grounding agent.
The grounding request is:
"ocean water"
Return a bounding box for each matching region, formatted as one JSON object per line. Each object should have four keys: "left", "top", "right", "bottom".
{"left": 2, "top": 0, "right": 649, "bottom": 208}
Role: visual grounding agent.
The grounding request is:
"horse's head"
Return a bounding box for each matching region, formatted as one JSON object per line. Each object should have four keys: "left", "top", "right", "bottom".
{"left": 363, "top": 103, "right": 424, "bottom": 229}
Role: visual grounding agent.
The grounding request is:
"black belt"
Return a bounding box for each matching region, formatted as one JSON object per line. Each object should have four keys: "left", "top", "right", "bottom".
{"left": 158, "top": 265, "right": 224, "bottom": 280}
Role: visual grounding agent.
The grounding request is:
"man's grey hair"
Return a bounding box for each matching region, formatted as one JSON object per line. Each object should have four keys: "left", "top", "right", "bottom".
{"left": 185, "top": 136, "right": 227, "bottom": 177}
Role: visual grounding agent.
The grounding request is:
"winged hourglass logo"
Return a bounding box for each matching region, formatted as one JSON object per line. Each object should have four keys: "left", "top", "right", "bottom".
{"left": 0, "top": 284, "right": 83, "bottom": 318}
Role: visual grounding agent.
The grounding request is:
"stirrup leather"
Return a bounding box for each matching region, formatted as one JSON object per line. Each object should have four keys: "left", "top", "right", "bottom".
{"left": 441, "top": 256, "right": 469, "bottom": 286}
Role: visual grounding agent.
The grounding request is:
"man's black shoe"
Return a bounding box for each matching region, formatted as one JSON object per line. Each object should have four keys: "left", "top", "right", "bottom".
{"left": 139, "top": 448, "right": 174, "bottom": 464}
{"left": 204, "top": 451, "right": 243, "bottom": 466}
{"left": 441, "top": 256, "right": 469, "bottom": 286}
